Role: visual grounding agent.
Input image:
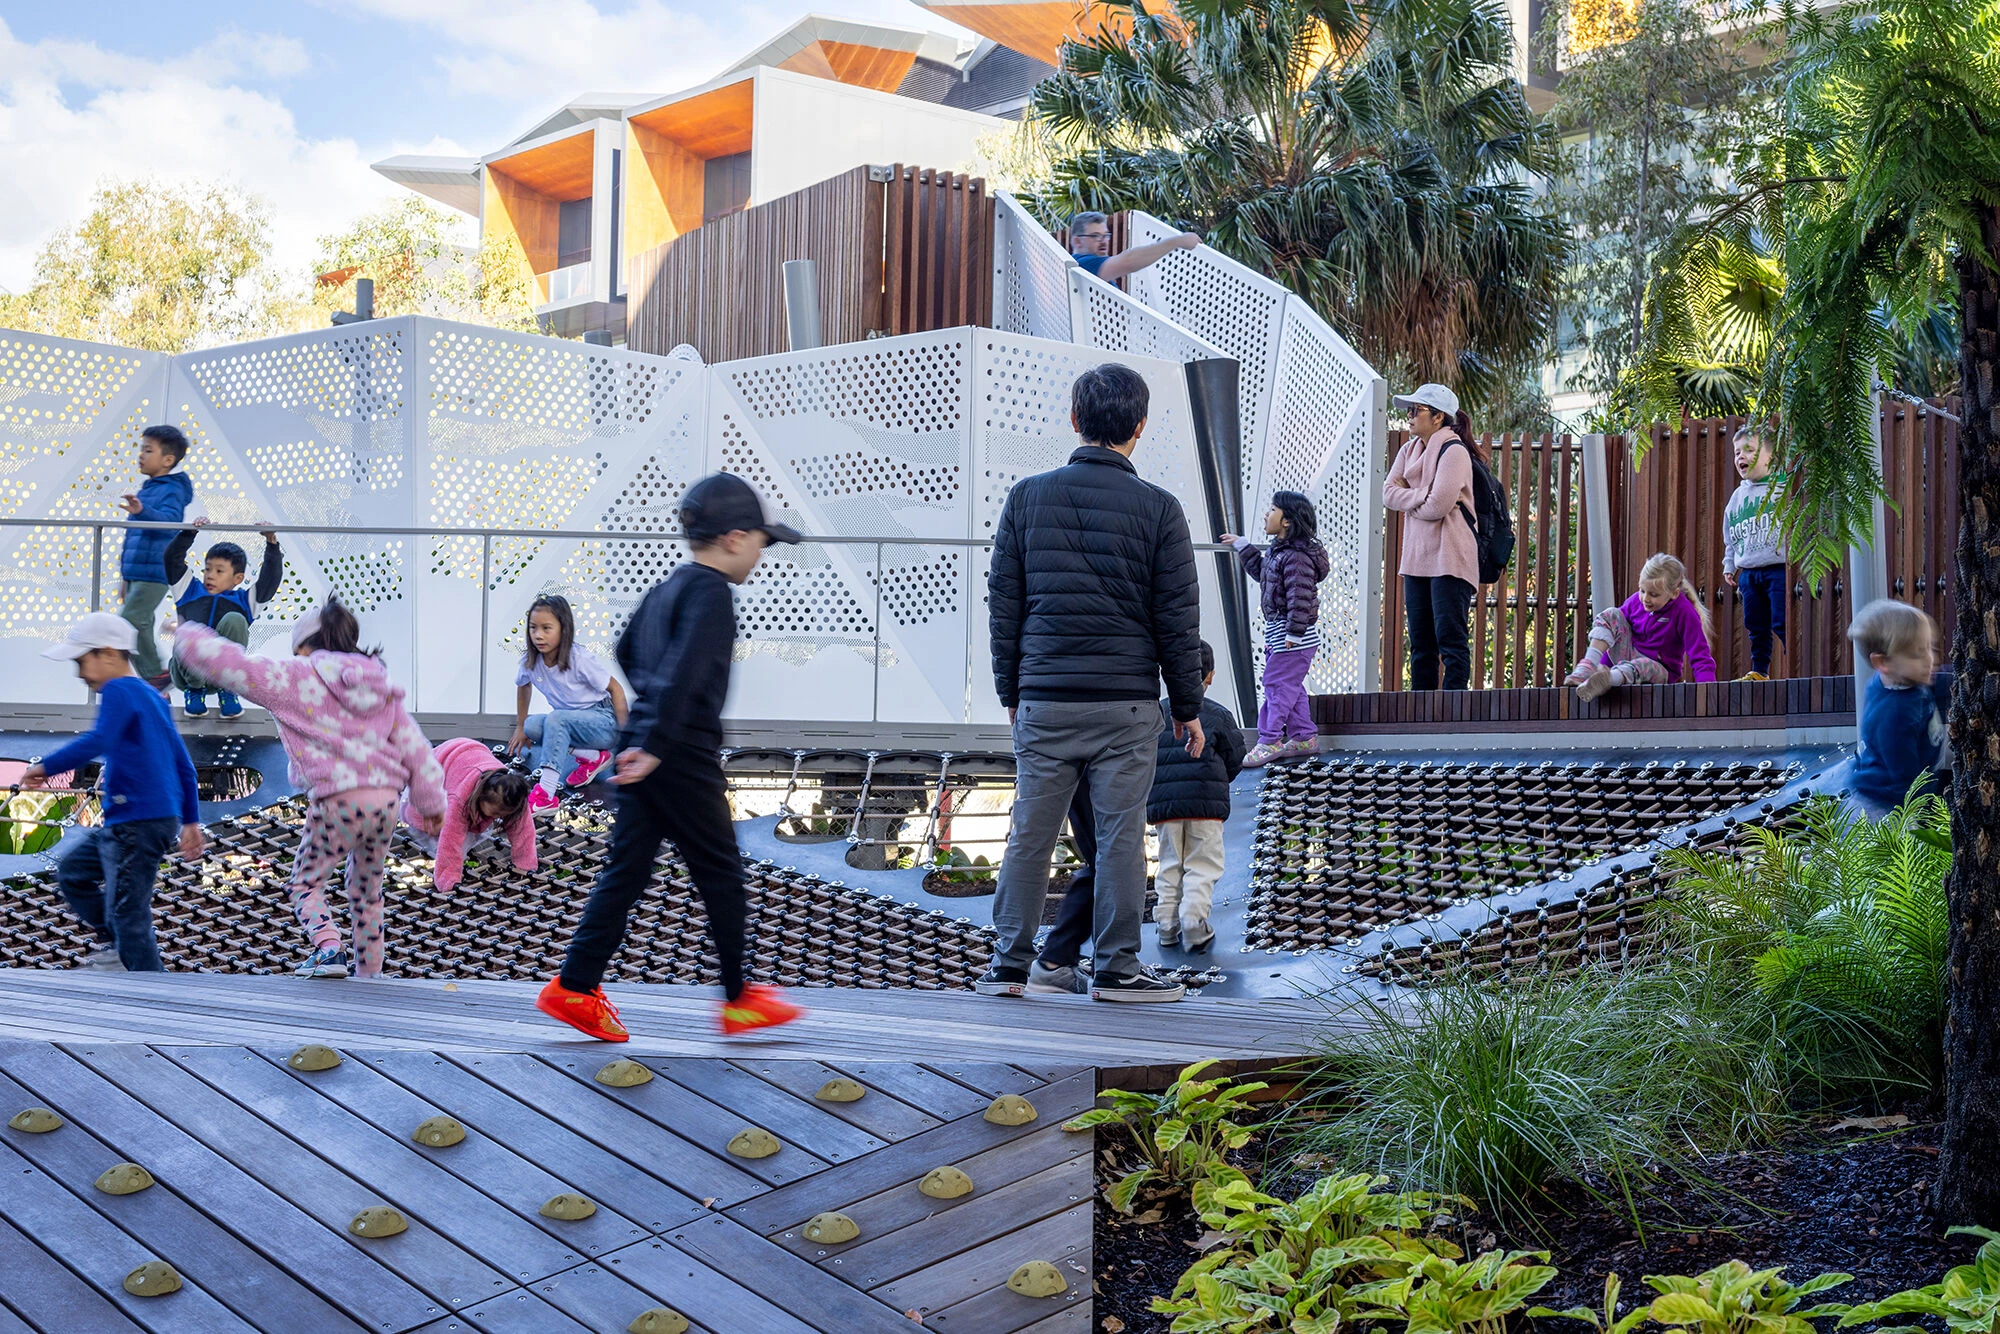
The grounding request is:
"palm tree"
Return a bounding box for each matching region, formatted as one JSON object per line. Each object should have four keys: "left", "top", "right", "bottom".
{"left": 1762, "top": 0, "right": 2000, "bottom": 1222}
{"left": 1023, "top": 0, "right": 1567, "bottom": 404}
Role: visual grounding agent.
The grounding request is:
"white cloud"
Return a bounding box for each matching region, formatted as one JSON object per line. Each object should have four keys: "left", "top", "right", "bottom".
{"left": 0, "top": 18, "right": 440, "bottom": 295}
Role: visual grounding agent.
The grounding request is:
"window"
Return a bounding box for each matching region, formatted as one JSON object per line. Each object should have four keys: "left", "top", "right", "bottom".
{"left": 557, "top": 198, "right": 592, "bottom": 269}
{"left": 703, "top": 152, "right": 752, "bottom": 223}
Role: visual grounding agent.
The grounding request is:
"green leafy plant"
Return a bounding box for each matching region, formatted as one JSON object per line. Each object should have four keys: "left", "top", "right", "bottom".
{"left": 0, "top": 791, "right": 77, "bottom": 857}
{"left": 1840, "top": 1226, "right": 2000, "bottom": 1334}
{"left": 927, "top": 846, "right": 993, "bottom": 883}
{"left": 1660, "top": 793, "right": 1950, "bottom": 1095}
{"left": 1536, "top": 1263, "right": 1850, "bottom": 1334}
{"left": 1354, "top": 1247, "right": 1559, "bottom": 1334}
{"left": 1064, "top": 1059, "right": 1266, "bottom": 1212}
{"left": 1289, "top": 966, "right": 1784, "bottom": 1227}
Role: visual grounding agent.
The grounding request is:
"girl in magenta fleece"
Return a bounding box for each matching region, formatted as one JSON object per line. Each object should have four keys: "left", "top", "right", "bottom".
{"left": 403, "top": 738, "right": 535, "bottom": 893}
{"left": 176, "top": 598, "right": 446, "bottom": 979}
{"left": 1565, "top": 552, "right": 1718, "bottom": 701}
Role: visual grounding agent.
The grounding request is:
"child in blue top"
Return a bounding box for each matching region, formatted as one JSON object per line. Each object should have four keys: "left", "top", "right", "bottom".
{"left": 24, "top": 612, "right": 204, "bottom": 971}
{"left": 117, "top": 425, "right": 196, "bottom": 686}
{"left": 508, "top": 594, "right": 627, "bottom": 814}
{"left": 1847, "top": 598, "right": 1954, "bottom": 817}
{"left": 163, "top": 522, "right": 284, "bottom": 718}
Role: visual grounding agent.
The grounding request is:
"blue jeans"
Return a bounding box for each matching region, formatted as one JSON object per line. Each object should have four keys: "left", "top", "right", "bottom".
{"left": 1737, "top": 565, "right": 1787, "bottom": 675}
{"left": 57, "top": 819, "right": 179, "bottom": 971}
{"left": 524, "top": 701, "right": 621, "bottom": 778}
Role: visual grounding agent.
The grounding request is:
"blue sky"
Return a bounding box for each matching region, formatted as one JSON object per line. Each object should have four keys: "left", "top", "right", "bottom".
{"left": 0, "top": 0, "right": 977, "bottom": 292}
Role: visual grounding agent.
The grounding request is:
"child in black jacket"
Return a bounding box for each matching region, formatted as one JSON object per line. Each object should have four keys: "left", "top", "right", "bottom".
{"left": 1148, "top": 641, "right": 1246, "bottom": 952}
{"left": 534, "top": 473, "right": 808, "bottom": 1041}
{"left": 163, "top": 523, "right": 283, "bottom": 718}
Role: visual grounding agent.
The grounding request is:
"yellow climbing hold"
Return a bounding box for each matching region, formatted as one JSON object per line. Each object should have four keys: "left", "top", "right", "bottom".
{"left": 919, "top": 1166, "right": 974, "bottom": 1199}
{"left": 349, "top": 1207, "right": 408, "bottom": 1238}
{"left": 95, "top": 1163, "right": 155, "bottom": 1195}
{"left": 595, "top": 1059, "right": 653, "bottom": 1087}
{"left": 412, "top": 1116, "right": 466, "bottom": 1148}
{"left": 540, "top": 1193, "right": 597, "bottom": 1221}
{"left": 727, "top": 1127, "right": 780, "bottom": 1159}
{"left": 8, "top": 1107, "right": 61, "bottom": 1133}
{"left": 288, "top": 1044, "right": 341, "bottom": 1072}
{"left": 1008, "top": 1261, "right": 1068, "bottom": 1297}
{"left": 627, "top": 1307, "right": 689, "bottom": 1334}
{"left": 123, "top": 1261, "right": 182, "bottom": 1296}
{"left": 802, "top": 1212, "right": 859, "bottom": 1244}
{"left": 814, "top": 1077, "right": 865, "bottom": 1103}
{"left": 984, "top": 1094, "right": 1038, "bottom": 1126}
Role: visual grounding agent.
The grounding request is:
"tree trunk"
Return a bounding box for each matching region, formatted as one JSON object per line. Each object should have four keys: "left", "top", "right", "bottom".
{"left": 1935, "top": 205, "right": 2000, "bottom": 1226}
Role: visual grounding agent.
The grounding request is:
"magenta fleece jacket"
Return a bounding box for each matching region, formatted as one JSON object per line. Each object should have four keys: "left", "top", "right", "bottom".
{"left": 1621, "top": 591, "right": 1718, "bottom": 682}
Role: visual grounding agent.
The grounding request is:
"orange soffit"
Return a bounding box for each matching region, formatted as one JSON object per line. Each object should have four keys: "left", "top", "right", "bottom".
{"left": 910, "top": 1, "right": 1178, "bottom": 63}
{"left": 777, "top": 40, "right": 920, "bottom": 91}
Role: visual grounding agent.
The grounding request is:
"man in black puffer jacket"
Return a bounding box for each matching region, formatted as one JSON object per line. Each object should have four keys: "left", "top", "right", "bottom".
{"left": 978, "top": 364, "right": 1206, "bottom": 1004}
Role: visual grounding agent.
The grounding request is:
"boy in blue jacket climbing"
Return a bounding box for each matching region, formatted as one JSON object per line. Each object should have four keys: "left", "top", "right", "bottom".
{"left": 23, "top": 612, "right": 205, "bottom": 971}
{"left": 1847, "top": 598, "right": 1954, "bottom": 817}
{"left": 163, "top": 523, "right": 283, "bottom": 718}
{"left": 117, "top": 425, "right": 196, "bottom": 686}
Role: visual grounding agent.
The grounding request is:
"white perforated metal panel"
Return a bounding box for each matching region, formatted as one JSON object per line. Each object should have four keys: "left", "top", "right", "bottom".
{"left": 992, "top": 193, "right": 1076, "bottom": 343}
{"left": 1068, "top": 269, "right": 1226, "bottom": 369}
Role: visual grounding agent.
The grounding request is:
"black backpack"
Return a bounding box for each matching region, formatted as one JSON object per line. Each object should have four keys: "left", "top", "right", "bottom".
{"left": 1445, "top": 438, "right": 1515, "bottom": 585}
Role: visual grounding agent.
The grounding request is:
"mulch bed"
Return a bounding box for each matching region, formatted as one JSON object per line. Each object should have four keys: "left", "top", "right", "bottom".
{"left": 1092, "top": 1114, "right": 1976, "bottom": 1334}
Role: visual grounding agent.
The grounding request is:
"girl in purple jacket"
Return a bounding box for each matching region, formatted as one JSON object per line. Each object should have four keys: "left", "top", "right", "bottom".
{"left": 1222, "top": 491, "right": 1331, "bottom": 766}
{"left": 1566, "top": 552, "right": 1718, "bottom": 701}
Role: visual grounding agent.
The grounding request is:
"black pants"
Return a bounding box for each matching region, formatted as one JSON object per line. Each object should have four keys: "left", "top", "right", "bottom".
{"left": 1737, "top": 565, "right": 1787, "bottom": 674}
{"left": 1404, "top": 574, "right": 1474, "bottom": 691}
{"left": 560, "top": 752, "right": 747, "bottom": 1000}
{"left": 1037, "top": 784, "right": 1098, "bottom": 968}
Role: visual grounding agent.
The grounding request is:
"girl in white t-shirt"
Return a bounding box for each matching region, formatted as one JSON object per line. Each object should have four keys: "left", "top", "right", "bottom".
{"left": 508, "top": 594, "right": 628, "bottom": 815}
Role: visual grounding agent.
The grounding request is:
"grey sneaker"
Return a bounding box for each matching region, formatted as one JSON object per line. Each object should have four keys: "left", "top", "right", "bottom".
{"left": 1027, "top": 960, "right": 1088, "bottom": 995}
{"left": 1156, "top": 921, "right": 1181, "bottom": 948}
{"left": 1182, "top": 918, "right": 1215, "bottom": 953}
{"left": 1091, "top": 966, "right": 1187, "bottom": 1003}
{"left": 79, "top": 943, "right": 124, "bottom": 971}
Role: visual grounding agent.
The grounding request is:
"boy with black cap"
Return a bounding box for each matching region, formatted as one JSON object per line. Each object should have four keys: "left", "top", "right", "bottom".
{"left": 536, "top": 472, "right": 807, "bottom": 1040}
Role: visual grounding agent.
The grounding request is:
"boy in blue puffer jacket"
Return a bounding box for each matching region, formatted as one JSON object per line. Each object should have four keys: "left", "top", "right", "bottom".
{"left": 117, "top": 425, "right": 196, "bottom": 686}
{"left": 163, "top": 522, "right": 284, "bottom": 718}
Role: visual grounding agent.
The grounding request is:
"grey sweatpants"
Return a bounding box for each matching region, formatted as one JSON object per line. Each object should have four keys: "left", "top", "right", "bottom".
{"left": 991, "top": 698, "right": 1161, "bottom": 979}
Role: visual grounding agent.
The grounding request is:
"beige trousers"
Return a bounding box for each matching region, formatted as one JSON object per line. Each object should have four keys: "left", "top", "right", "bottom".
{"left": 1154, "top": 819, "right": 1226, "bottom": 927}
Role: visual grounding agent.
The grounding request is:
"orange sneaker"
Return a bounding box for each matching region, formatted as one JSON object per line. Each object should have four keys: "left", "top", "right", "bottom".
{"left": 535, "top": 977, "right": 629, "bottom": 1042}
{"left": 718, "top": 984, "right": 804, "bottom": 1036}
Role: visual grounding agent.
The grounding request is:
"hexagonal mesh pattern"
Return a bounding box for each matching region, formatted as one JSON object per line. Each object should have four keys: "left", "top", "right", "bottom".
{"left": 1246, "top": 757, "right": 1794, "bottom": 952}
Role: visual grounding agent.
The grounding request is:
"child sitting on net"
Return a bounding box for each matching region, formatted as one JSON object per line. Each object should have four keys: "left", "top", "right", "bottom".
{"left": 1565, "top": 552, "right": 1718, "bottom": 701}
{"left": 403, "top": 738, "right": 536, "bottom": 893}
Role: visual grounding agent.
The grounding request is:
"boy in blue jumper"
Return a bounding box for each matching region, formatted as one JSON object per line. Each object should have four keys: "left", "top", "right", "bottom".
{"left": 1847, "top": 598, "right": 1954, "bottom": 818}
{"left": 24, "top": 613, "right": 204, "bottom": 971}
{"left": 163, "top": 523, "right": 283, "bottom": 718}
{"left": 118, "top": 425, "right": 197, "bottom": 687}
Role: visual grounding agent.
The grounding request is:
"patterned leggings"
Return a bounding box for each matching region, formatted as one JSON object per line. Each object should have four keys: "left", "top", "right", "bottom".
{"left": 290, "top": 789, "right": 400, "bottom": 978}
{"left": 1567, "top": 607, "right": 1672, "bottom": 686}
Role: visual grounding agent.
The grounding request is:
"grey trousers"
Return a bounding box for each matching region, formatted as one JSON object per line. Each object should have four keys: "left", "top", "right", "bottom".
{"left": 991, "top": 698, "right": 1161, "bottom": 978}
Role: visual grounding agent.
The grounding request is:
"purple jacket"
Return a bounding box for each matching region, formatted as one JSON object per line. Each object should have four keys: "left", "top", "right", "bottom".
{"left": 1622, "top": 591, "right": 1718, "bottom": 683}
{"left": 1236, "top": 536, "right": 1330, "bottom": 636}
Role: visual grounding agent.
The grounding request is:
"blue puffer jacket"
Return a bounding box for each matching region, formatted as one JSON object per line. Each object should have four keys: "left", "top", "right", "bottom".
{"left": 119, "top": 471, "right": 194, "bottom": 583}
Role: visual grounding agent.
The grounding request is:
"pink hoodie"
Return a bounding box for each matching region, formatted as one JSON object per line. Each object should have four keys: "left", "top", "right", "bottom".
{"left": 175, "top": 623, "right": 446, "bottom": 815}
{"left": 1383, "top": 428, "right": 1480, "bottom": 587}
{"left": 420, "top": 738, "right": 537, "bottom": 893}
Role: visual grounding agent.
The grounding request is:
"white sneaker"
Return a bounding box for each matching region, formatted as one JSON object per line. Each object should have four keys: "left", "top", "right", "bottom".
{"left": 79, "top": 944, "right": 124, "bottom": 971}
{"left": 1242, "top": 742, "right": 1284, "bottom": 769}
{"left": 1182, "top": 918, "right": 1214, "bottom": 953}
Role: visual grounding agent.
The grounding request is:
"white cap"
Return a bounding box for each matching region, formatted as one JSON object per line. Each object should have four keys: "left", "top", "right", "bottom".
{"left": 1392, "top": 383, "right": 1460, "bottom": 416}
{"left": 42, "top": 611, "right": 139, "bottom": 661}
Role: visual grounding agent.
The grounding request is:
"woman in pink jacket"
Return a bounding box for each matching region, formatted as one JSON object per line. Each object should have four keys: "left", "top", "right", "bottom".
{"left": 176, "top": 598, "right": 447, "bottom": 979}
{"left": 404, "top": 738, "right": 536, "bottom": 893}
{"left": 1382, "top": 382, "right": 1481, "bottom": 690}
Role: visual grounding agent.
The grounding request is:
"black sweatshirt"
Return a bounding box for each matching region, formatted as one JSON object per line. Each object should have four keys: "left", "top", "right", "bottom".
{"left": 163, "top": 529, "right": 283, "bottom": 627}
{"left": 617, "top": 562, "right": 736, "bottom": 758}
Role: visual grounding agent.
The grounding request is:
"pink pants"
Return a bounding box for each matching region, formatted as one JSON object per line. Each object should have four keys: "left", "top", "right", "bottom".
{"left": 1259, "top": 647, "right": 1316, "bottom": 745}
{"left": 290, "top": 788, "right": 400, "bottom": 977}
{"left": 1568, "top": 608, "right": 1671, "bottom": 686}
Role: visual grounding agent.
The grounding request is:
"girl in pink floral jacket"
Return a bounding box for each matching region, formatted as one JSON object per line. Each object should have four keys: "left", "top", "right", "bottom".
{"left": 176, "top": 598, "right": 446, "bottom": 979}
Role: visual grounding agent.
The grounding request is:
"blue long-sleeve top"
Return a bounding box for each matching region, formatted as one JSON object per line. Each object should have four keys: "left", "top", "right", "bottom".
{"left": 40, "top": 676, "right": 200, "bottom": 826}
{"left": 1851, "top": 668, "right": 1954, "bottom": 811}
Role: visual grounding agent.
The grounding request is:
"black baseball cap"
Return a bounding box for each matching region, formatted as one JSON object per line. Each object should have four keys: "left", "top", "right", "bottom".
{"left": 679, "top": 471, "right": 802, "bottom": 544}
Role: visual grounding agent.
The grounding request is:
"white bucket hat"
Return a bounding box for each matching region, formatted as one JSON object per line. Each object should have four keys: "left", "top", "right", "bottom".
{"left": 1392, "top": 383, "right": 1460, "bottom": 416}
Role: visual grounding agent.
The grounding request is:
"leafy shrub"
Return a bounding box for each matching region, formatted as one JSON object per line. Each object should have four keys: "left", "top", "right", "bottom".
{"left": 0, "top": 791, "right": 77, "bottom": 856}
{"left": 1155, "top": 1166, "right": 1554, "bottom": 1334}
{"left": 1064, "top": 1059, "right": 1266, "bottom": 1212}
{"left": 1840, "top": 1226, "right": 2000, "bottom": 1334}
{"left": 1536, "top": 1263, "right": 1851, "bottom": 1334}
{"left": 1287, "top": 966, "right": 1785, "bottom": 1225}
{"left": 1660, "top": 793, "right": 1950, "bottom": 1096}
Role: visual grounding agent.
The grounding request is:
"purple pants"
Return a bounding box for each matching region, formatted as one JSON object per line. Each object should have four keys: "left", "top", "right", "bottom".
{"left": 1259, "top": 647, "right": 1316, "bottom": 745}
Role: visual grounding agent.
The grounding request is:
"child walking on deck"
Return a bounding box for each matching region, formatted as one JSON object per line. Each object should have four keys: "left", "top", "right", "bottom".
{"left": 176, "top": 598, "right": 446, "bottom": 978}
{"left": 1565, "top": 552, "right": 1718, "bottom": 701}
{"left": 535, "top": 473, "right": 805, "bottom": 1041}
{"left": 1220, "top": 491, "right": 1329, "bottom": 767}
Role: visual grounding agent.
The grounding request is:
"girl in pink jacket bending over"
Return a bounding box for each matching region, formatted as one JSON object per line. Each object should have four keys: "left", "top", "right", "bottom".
{"left": 176, "top": 598, "right": 446, "bottom": 979}
{"left": 403, "top": 738, "right": 536, "bottom": 893}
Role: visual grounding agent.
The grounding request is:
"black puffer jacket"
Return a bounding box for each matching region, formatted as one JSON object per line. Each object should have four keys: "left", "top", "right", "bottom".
{"left": 989, "top": 446, "right": 1205, "bottom": 721}
{"left": 1147, "top": 697, "right": 1247, "bottom": 822}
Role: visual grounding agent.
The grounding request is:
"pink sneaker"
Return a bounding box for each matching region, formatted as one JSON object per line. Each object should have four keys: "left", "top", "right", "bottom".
{"left": 564, "top": 750, "right": 611, "bottom": 786}
{"left": 527, "top": 785, "right": 559, "bottom": 817}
